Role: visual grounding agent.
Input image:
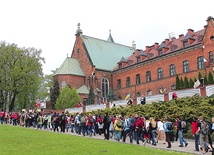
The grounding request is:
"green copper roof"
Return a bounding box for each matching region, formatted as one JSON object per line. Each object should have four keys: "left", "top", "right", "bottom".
{"left": 77, "top": 85, "right": 89, "bottom": 94}
{"left": 82, "top": 35, "right": 135, "bottom": 71}
{"left": 54, "top": 57, "right": 85, "bottom": 76}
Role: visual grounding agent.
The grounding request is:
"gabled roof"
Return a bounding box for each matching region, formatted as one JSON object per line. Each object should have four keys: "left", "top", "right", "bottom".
{"left": 158, "top": 42, "right": 169, "bottom": 49}
{"left": 182, "top": 33, "right": 196, "bottom": 41}
{"left": 77, "top": 85, "right": 89, "bottom": 94}
{"left": 54, "top": 57, "right": 85, "bottom": 76}
{"left": 81, "top": 35, "right": 135, "bottom": 71}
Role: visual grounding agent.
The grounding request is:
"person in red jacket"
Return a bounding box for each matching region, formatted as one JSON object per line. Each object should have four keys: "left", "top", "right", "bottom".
{"left": 12, "top": 112, "right": 18, "bottom": 126}
{"left": 192, "top": 116, "right": 199, "bottom": 152}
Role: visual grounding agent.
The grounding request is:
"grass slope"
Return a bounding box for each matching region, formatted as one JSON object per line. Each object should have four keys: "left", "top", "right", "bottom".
{"left": 0, "top": 125, "right": 190, "bottom": 155}
{"left": 0, "top": 125, "right": 192, "bottom": 155}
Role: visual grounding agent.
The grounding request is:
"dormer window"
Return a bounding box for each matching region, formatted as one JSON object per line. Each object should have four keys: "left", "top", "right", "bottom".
{"left": 119, "top": 63, "right": 122, "bottom": 69}
{"left": 137, "top": 57, "right": 141, "bottom": 63}
{"left": 183, "top": 41, "right": 188, "bottom": 48}
{"left": 158, "top": 49, "right": 163, "bottom": 56}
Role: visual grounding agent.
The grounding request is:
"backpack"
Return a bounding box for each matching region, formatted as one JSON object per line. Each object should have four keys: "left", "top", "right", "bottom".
{"left": 89, "top": 117, "right": 94, "bottom": 123}
{"left": 181, "top": 120, "right": 188, "bottom": 133}
{"left": 167, "top": 122, "right": 173, "bottom": 130}
{"left": 181, "top": 121, "right": 186, "bottom": 129}
{"left": 116, "top": 120, "right": 123, "bottom": 128}
{"left": 106, "top": 116, "right": 111, "bottom": 124}
{"left": 201, "top": 121, "right": 210, "bottom": 135}
{"left": 80, "top": 116, "right": 86, "bottom": 123}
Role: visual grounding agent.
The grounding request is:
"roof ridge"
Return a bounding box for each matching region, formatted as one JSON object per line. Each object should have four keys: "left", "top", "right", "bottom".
{"left": 82, "top": 35, "right": 134, "bottom": 49}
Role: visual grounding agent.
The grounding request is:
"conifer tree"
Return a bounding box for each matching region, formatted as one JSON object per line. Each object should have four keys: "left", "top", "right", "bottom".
{"left": 208, "top": 71, "right": 214, "bottom": 84}
{"left": 176, "top": 74, "right": 180, "bottom": 90}
{"left": 88, "top": 85, "right": 95, "bottom": 105}
{"left": 204, "top": 75, "right": 208, "bottom": 85}
{"left": 184, "top": 76, "right": 189, "bottom": 88}
{"left": 189, "top": 78, "right": 194, "bottom": 88}
{"left": 180, "top": 77, "right": 184, "bottom": 89}
{"left": 198, "top": 72, "right": 202, "bottom": 80}
{"left": 50, "top": 79, "right": 60, "bottom": 109}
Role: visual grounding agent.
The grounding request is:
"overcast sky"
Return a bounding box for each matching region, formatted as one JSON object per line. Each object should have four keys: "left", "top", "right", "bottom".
{"left": 0, "top": 0, "right": 213, "bottom": 75}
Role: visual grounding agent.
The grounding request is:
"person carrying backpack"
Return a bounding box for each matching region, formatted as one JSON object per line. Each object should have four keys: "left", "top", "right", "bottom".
{"left": 164, "top": 117, "right": 173, "bottom": 148}
{"left": 86, "top": 113, "right": 94, "bottom": 136}
{"left": 177, "top": 116, "right": 188, "bottom": 147}
{"left": 79, "top": 113, "right": 86, "bottom": 136}
{"left": 196, "top": 116, "right": 213, "bottom": 154}
{"left": 113, "top": 115, "right": 123, "bottom": 142}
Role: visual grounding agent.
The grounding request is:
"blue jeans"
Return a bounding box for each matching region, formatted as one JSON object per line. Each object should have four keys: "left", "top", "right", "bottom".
{"left": 71, "top": 124, "right": 75, "bottom": 133}
{"left": 194, "top": 133, "right": 200, "bottom": 151}
{"left": 151, "top": 130, "right": 157, "bottom": 145}
{"left": 178, "top": 130, "right": 187, "bottom": 146}
{"left": 87, "top": 125, "right": 92, "bottom": 135}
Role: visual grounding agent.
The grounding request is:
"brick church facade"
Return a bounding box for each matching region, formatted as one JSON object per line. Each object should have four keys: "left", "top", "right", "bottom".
{"left": 53, "top": 17, "right": 214, "bottom": 105}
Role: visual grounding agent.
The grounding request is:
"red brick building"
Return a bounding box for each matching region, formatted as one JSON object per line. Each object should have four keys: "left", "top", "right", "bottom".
{"left": 54, "top": 17, "right": 214, "bottom": 104}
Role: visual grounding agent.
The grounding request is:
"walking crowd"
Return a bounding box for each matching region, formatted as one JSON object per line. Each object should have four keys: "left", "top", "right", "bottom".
{"left": 0, "top": 110, "right": 213, "bottom": 154}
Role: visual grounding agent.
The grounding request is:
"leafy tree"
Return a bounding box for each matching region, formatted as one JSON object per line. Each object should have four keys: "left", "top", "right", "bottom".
{"left": 208, "top": 71, "right": 214, "bottom": 84}
{"left": 184, "top": 76, "right": 189, "bottom": 88}
{"left": 180, "top": 77, "right": 184, "bottom": 89}
{"left": 88, "top": 85, "right": 95, "bottom": 105}
{"left": 0, "top": 42, "right": 44, "bottom": 111}
{"left": 55, "top": 86, "right": 80, "bottom": 109}
{"left": 176, "top": 74, "right": 180, "bottom": 90}
{"left": 50, "top": 79, "right": 60, "bottom": 109}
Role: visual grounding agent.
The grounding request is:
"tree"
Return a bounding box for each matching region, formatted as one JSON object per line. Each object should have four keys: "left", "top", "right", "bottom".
{"left": 0, "top": 42, "right": 44, "bottom": 111}
{"left": 208, "top": 71, "right": 214, "bottom": 84}
{"left": 88, "top": 85, "right": 95, "bottom": 105}
{"left": 176, "top": 74, "right": 180, "bottom": 90}
{"left": 189, "top": 78, "right": 194, "bottom": 88}
{"left": 184, "top": 76, "right": 189, "bottom": 88}
{"left": 204, "top": 75, "right": 208, "bottom": 85}
{"left": 50, "top": 79, "right": 60, "bottom": 109}
{"left": 198, "top": 72, "right": 202, "bottom": 80}
{"left": 55, "top": 86, "right": 80, "bottom": 109}
{"left": 180, "top": 77, "right": 184, "bottom": 89}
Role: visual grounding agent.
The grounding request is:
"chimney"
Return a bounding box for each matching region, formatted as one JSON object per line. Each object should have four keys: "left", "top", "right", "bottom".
{"left": 165, "top": 39, "right": 170, "bottom": 46}
{"left": 154, "top": 42, "right": 159, "bottom": 49}
{"left": 145, "top": 46, "right": 151, "bottom": 52}
{"left": 171, "top": 37, "right": 176, "bottom": 41}
{"left": 179, "top": 34, "right": 184, "bottom": 38}
{"left": 188, "top": 29, "right": 195, "bottom": 37}
{"left": 132, "top": 40, "right": 136, "bottom": 50}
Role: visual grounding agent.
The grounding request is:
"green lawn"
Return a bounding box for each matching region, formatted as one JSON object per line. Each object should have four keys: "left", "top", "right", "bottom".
{"left": 0, "top": 125, "right": 190, "bottom": 155}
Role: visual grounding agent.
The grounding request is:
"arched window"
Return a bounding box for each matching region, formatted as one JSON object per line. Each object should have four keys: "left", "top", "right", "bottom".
{"left": 101, "top": 78, "right": 109, "bottom": 98}
{"left": 209, "top": 51, "right": 213, "bottom": 64}
{"left": 157, "top": 68, "right": 163, "bottom": 79}
{"left": 183, "top": 60, "right": 189, "bottom": 73}
{"left": 62, "top": 81, "right": 66, "bottom": 89}
{"left": 197, "top": 56, "right": 204, "bottom": 69}
{"left": 170, "top": 64, "right": 176, "bottom": 76}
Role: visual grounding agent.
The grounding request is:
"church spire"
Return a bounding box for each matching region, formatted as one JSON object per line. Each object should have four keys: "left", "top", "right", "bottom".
{"left": 107, "top": 29, "right": 114, "bottom": 43}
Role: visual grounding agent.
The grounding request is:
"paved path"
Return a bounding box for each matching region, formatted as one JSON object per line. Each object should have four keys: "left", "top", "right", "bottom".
{"left": 63, "top": 131, "right": 213, "bottom": 155}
